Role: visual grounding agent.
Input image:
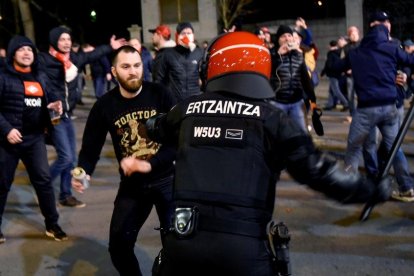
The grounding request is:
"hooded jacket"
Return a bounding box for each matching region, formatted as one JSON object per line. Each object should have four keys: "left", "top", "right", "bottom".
{"left": 0, "top": 36, "right": 56, "bottom": 142}
{"left": 37, "top": 27, "right": 113, "bottom": 115}
{"left": 343, "top": 25, "right": 414, "bottom": 108}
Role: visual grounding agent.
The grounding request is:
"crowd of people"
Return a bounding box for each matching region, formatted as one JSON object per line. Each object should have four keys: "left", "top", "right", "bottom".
{"left": 0, "top": 10, "right": 413, "bottom": 275}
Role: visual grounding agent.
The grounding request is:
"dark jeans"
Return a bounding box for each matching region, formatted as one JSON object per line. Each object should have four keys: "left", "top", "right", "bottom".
{"left": 0, "top": 134, "right": 59, "bottom": 228}
{"left": 346, "top": 76, "right": 356, "bottom": 115}
{"left": 109, "top": 175, "right": 173, "bottom": 276}
{"left": 93, "top": 76, "right": 107, "bottom": 99}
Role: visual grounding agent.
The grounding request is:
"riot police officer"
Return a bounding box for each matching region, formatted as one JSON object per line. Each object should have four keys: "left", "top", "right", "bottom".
{"left": 146, "top": 31, "right": 390, "bottom": 276}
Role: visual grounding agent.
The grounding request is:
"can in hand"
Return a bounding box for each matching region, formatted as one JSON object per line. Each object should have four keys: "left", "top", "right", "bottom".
{"left": 72, "top": 167, "right": 90, "bottom": 189}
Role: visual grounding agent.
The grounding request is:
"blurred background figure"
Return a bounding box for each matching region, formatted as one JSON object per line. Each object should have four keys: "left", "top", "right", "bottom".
{"left": 152, "top": 22, "right": 203, "bottom": 102}
{"left": 82, "top": 43, "right": 112, "bottom": 99}
{"left": 71, "top": 42, "right": 86, "bottom": 105}
{"left": 129, "top": 37, "right": 153, "bottom": 81}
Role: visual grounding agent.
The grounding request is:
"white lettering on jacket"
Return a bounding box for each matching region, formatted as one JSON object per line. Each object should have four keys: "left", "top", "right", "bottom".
{"left": 24, "top": 98, "right": 42, "bottom": 107}
{"left": 186, "top": 100, "right": 260, "bottom": 117}
{"left": 193, "top": 126, "right": 221, "bottom": 138}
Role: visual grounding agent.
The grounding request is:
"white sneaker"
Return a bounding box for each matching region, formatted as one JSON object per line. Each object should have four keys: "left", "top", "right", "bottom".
{"left": 391, "top": 189, "right": 414, "bottom": 202}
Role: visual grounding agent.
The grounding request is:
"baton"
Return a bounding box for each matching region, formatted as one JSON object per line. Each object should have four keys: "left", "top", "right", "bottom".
{"left": 360, "top": 96, "right": 414, "bottom": 221}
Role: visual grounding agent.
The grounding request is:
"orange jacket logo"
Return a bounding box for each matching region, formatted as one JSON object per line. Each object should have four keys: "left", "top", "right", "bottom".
{"left": 24, "top": 81, "right": 43, "bottom": 97}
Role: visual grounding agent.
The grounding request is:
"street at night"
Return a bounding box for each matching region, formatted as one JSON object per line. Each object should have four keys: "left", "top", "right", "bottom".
{"left": 0, "top": 79, "right": 413, "bottom": 275}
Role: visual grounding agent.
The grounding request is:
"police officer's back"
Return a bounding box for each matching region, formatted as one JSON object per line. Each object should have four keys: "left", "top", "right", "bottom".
{"left": 147, "top": 32, "right": 390, "bottom": 276}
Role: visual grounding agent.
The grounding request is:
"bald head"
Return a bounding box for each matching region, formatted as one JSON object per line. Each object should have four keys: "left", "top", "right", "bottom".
{"left": 347, "top": 26, "right": 360, "bottom": 43}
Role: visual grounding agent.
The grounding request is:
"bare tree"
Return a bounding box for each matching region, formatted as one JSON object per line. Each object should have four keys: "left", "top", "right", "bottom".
{"left": 18, "top": 0, "right": 35, "bottom": 42}
{"left": 8, "top": 0, "right": 66, "bottom": 44}
{"left": 10, "top": 0, "right": 35, "bottom": 42}
{"left": 217, "top": 0, "right": 253, "bottom": 30}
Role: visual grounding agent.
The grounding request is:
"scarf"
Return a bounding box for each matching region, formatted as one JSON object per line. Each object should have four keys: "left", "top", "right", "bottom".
{"left": 14, "top": 64, "right": 31, "bottom": 73}
{"left": 49, "top": 46, "right": 78, "bottom": 82}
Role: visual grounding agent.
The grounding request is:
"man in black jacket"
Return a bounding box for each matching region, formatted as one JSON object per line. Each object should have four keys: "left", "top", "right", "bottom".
{"left": 152, "top": 22, "right": 203, "bottom": 102}
{"left": 38, "top": 26, "right": 126, "bottom": 208}
{"left": 71, "top": 45, "right": 176, "bottom": 275}
{"left": 145, "top": 31, "right": 390, "bottom": 276}
{"left": 0, "top": 35, "right": 66, "bottom": 243}
{"left": 271, "top": 25, "right": 317, "bottom": 133}
{"left": 321, "top": 39, "right": 349, "bottom": 110}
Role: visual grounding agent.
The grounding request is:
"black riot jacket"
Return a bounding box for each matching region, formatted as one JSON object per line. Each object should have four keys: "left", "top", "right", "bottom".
{"left": 170, "top": 92, "right": 283, "bottom": 211}
{"left": 147, "top": 83, "right": 384, "bottom": 229}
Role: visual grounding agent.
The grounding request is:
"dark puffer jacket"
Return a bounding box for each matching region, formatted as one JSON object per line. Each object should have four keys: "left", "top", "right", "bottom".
{"left": 0, "top": 35, "right": 56, "bottom": 141}
{"left": 272, "top": 49, "right": 316, "bottom": 104}
{"left": 37, "top": 27, "right": 113, "bottom": 115}
{"left": 152, "top": 45, "right": 203, "bottom": 102}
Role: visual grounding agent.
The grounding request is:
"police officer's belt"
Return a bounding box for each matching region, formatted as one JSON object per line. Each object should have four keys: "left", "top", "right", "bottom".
{"left": 198, "top": 215, "right": 266, "bottom": 238}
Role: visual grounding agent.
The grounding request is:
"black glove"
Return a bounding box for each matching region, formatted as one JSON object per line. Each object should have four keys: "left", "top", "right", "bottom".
{"left": 344, "top": 176, "right": 391, "bottom": 204}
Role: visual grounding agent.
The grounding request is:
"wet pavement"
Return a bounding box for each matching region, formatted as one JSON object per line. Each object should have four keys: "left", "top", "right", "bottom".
{"left": 1, "top": 79, "right": 414, "bottom": 276}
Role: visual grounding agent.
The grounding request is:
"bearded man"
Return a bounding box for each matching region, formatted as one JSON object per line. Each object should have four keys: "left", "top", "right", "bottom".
{"left": 71, "top": 45, "right": 176, "bottom": 276}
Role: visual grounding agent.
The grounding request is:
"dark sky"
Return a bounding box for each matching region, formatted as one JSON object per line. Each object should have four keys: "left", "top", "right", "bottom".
{"left": 0, "top": 0, "right": 344, "bottom": 49}
{"left": 31, "top": 0, "right": 142, "bottom": 49}
{"left": 241, "top": 0, "right": 345, "bottom": 24}
{"left": 30, "top": 0, "right": 344, "bottom": 47}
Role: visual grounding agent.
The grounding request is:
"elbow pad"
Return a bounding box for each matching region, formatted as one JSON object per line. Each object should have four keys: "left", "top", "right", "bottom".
{"left": 145, "top": 113, "right": 167, "bottom": 143}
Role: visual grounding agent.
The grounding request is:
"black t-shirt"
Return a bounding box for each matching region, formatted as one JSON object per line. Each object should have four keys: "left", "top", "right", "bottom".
{"left": 78, "top": 81, "right": 176, "bottom": 185}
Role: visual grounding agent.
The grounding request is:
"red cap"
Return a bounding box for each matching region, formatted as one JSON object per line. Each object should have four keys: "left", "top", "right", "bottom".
{"left": 148, "top": 25, "right": 171, "bottom": 40}
{"left": 260, "top": 27, "right": 270, "bottom": 34}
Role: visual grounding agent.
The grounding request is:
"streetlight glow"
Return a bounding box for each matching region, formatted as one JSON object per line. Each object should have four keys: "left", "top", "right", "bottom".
{"left": 90, "top": 10, "right": 97, "bottom": 22}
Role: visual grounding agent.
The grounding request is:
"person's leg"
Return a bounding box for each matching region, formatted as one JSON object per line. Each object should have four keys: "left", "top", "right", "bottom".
{"left": 392, "top": 149, "right": 414, "bottom": 193}
{"left": 67, "top": 118, "right": 77, "bottom": 182}
{"left": 289, "top": 101, "right": 308, "bottom": 133}
{"left": 94, "top": 76, "right": 106, "bottom": 99}
{"left": 108, "top": 187, "right": 154, "bottom": 276}
{"left": 346, "top": 77, "right": 356, "bottom": 115}
{"left": 344, "top": 107, "right": 374, "bottom": 172}
{"left": 273, "top": 101, "right": 307, "bottom": 132}
{"left": 21, "top": 135, "right": 59, "bottom": 227}
{"left": 50, "top": 117, "right": 76, "bottom": 201}
{"left": 0, "top": 145, "right": 19, "bottom": 230}
{"left": 330, "top": 77, "right": 349, "bottom": 108}
{"left": 362, "top": 128, "right": 379, "bottom": 178}
{"left": 324, "top": 80, "right": 336, "bottom": 109}
{"left": 393, "top": 106, "right": 414, "bottom": 193}
{"left": 377, "top": 105, "right": 414, "bottom": 194}
{"left": 152, "top": 175, "right": 174, "bottom": 243}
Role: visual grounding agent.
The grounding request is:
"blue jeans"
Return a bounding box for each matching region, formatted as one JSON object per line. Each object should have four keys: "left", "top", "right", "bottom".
{"left": 327, "top": 77, "right": 349, "bottom": 108}
{"left": 50, "top": 116, "right": 77, "bottom": 201}
{"left": 109, "top": 175, "right": 174, "bottom": 276}
{"left": 363, "top": 106, "right": 413, "bottom": 192}
{"left": 93, "top": 76, "right": 107, "bottom": 99}
{"left": 346, "top": 76, "right": 356, "bottom": 115}
{"left": 273, "top": 100, "right": 307, "bottom": 133}
{"left": 345, "top": 104, "right": 400, "bottom": 172}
